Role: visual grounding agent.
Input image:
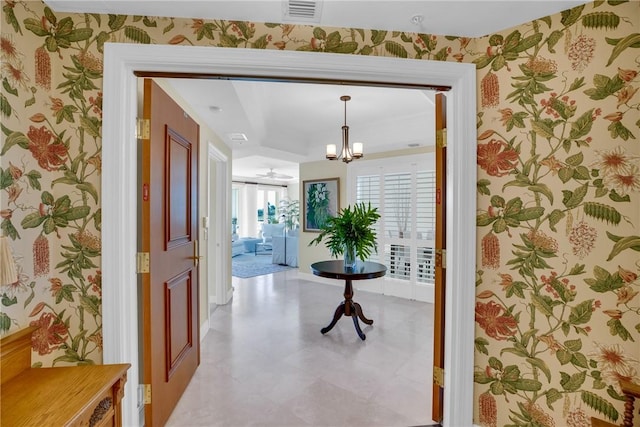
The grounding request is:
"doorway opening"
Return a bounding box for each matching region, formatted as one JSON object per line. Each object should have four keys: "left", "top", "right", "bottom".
{"left": 101, "top": 44, "right": 476, "bottom": 427}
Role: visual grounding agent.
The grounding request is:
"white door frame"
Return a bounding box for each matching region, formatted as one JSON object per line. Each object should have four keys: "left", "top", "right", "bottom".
{"left": 102, "top": 44, "right": 477, "bottom": 427}
{"left": 208, "top": 143, "right": 232, "bottom": 305}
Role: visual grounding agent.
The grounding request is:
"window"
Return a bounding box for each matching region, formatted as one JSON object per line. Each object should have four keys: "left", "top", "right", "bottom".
{"left": 352, "top": 154, "right": 436, "bottom": 293}
{"left": 232, "top": 182, "right": 288, "bottom": 238}
{"left": 231, "top": 188, "right": 239, "bottom": 235}
{"left": 384, "top": 172, "right": 412, "bottom": 239}
{"left": 416, "top": 170, "right": 436, "bottom": 282}
{"left": 257, "top": 188, "right": 280, "bottom": 224}
{"left": 355, "top": 174, "right": 381, "bottom": 257}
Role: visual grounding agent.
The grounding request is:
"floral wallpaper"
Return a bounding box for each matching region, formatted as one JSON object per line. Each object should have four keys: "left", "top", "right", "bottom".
{"left": 473, "top": 2, "right": 639, "bottom": 426}
{"left": 0, "top": 0, "right": 638, "bottom": 425}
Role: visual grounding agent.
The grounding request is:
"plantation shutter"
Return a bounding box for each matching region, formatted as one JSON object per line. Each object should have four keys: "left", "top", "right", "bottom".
{"left": 417, "top": 171, "right": 436, "bottom": 282}
{"left": 383, "top": 172, "right": 412, "bottom": 281}
{"left": 384, "top": 173, "right": 412, "bottom": 239}
{"left": 356, "top": 174, "right": 381, "bottom": 262}
{"left": 354, "top": 163, "right": 436, "bottom": 284}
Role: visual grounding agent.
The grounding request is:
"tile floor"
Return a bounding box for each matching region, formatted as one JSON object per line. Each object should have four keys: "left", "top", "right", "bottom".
{"left": 167, "top": 268, "right": 435, "bottom": 427}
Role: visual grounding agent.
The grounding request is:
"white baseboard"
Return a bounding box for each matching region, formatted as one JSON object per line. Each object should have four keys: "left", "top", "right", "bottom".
{"left": 210, "top": 285, "right": 234, "bottom": 306}
{"left": 222, "top": 285, "right": 233, "bottom": 304}
{"left": 200, "top": 318, "right": 209, "bottom": 342}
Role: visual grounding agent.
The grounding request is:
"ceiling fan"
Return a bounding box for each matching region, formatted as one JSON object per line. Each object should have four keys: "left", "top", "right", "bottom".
{"left": 256, "top": 168, "right": 293, "bottom": 180}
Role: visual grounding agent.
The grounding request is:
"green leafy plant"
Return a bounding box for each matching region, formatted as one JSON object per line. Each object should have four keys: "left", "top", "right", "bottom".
{"left": 279, "top": 199, "right": 300, "bottom": 231}
{"left": 309, "top": 202, "right": 380, "bottom": 261}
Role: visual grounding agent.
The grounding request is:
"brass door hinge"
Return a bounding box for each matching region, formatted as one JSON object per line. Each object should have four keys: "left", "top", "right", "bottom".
{"left": 436, "top": 128, "right": 447, "bottom": 148}
{"left": 143, "top": 383, "right": 151, "bottom": 404}
{"left": 136, "top": 118, "right": 150, "bottom": 140}
{"left": 136, "top": 252, "right": 150, "bottom": 274}
{"left": 435, "top": 249, "right": 447, "bottom": 269}
{"left": 433, "top": 366, "right": 444, "bottom": 387}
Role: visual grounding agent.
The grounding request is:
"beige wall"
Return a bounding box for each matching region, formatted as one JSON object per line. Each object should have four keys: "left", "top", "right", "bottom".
{"left": 298, "top": 160, "right": 347, "bottom": 271}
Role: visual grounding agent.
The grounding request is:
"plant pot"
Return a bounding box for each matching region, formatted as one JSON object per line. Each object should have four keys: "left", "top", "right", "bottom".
{"left": 344, "top": 243, "right": 357, "bottom": 270}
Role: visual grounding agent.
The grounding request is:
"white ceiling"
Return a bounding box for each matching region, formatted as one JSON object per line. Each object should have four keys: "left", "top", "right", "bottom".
{"left": 45, "top": 0, "right": 590, "bottom": 183}
{"left": 163, "top": 78, "right": 435, "bottom": 182}
{"left": 45, "top": 0, "right": 589, "bottom": 38}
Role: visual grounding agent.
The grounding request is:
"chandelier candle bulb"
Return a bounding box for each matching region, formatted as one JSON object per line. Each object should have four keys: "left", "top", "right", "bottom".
{"left": 353, "top": 142, "right": 363, "bottom": 157}
{"left": 326, "top": 144, "right": 337, "bottom": 159}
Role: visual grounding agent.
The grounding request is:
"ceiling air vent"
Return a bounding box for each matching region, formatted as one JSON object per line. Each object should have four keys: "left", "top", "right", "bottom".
{"left": 282, "top": 0, "right": 322, "bottom": 23}
{"left": 228, "top": 133, "right": 248, "bottom": 142}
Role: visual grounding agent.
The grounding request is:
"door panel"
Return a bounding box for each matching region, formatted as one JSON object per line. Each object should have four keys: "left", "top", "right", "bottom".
{"left": 141, "top": 79, "right": 200, "bottom": 426}
{"left": 165, "top": 271, "right": 193, "bottom": 379}
{"left": 166, "top": 130, "right": 191, "bottom": 247}
{"left": 432, "top": 92, "right": 447, "bottom": 423}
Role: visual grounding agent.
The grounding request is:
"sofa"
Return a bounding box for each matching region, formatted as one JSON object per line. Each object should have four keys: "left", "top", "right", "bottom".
{"left": 271, "top": 228, "right": 298, "bottom": 267}
{"left": 231, "top": 237, "right": 245, "bottom": 257}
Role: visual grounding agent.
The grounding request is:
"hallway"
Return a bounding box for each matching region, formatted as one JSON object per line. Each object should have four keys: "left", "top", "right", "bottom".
{"left": 167, "top": 269, "right": 435, "bottom": 426}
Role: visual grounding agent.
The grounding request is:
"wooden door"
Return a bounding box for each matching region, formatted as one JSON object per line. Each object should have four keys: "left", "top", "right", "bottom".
{"left": 141, "top": 79, "right": 200, "bottom": 426}
{"left": 431, "top": 92, "right": 447, "bottom": 423}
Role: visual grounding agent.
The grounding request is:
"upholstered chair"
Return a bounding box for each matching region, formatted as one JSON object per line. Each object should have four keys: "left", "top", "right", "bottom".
{"left": 260, "top": 223, "right": 285, "bottom": 250}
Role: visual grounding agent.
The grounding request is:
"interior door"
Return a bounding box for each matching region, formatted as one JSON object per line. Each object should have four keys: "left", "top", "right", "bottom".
{"left": 431, "top": 92, "right": 447, "bottom": 423}
{"left": 141, "top": 79, "right": 200, "bottom": 426}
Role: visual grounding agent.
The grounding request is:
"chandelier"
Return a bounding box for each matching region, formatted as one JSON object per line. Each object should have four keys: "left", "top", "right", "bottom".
{"left": 326, "top": 95, "right": 363, "bottom": 163}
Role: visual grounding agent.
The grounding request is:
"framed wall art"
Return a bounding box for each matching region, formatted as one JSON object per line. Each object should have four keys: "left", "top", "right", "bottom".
{"left": 303, "top": 178, "right": 340, "bottom": 232}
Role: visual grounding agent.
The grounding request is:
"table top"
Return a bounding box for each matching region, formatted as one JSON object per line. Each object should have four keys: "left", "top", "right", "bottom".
{"left": 311, "top": 260, "right": 387, "bottom": 280}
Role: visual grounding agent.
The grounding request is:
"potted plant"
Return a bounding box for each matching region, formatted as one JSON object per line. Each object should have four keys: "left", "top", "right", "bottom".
{"left": 279, "top": 199, "right": 300, "bottom": 231}
{"left": 309, "top": 202, "right": 381, "bottom": 269}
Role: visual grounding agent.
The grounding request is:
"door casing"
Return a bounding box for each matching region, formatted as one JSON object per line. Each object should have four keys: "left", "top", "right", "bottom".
{"left": 102, "top": 44, "right": 477, "bottom": 427}
{"left": 208, "top": 143, "right": 232, "bottom": 306}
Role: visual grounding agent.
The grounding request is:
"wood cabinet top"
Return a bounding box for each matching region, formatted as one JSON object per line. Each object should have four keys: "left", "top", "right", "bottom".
{"left": 1, "top": 364, "right": 130, "bottom": 426}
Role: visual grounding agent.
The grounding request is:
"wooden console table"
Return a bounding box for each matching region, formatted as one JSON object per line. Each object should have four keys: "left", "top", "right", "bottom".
{"left": 1, "top": 326, "right": 130, "bottom": 427}
{"left": 311, "top": 260, "right": 387, "bottom": 340}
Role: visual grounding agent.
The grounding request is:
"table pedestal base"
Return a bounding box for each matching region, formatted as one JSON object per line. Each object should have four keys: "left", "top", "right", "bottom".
{"left": 321, "top": 279, "right": 373, "bottom": 340}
